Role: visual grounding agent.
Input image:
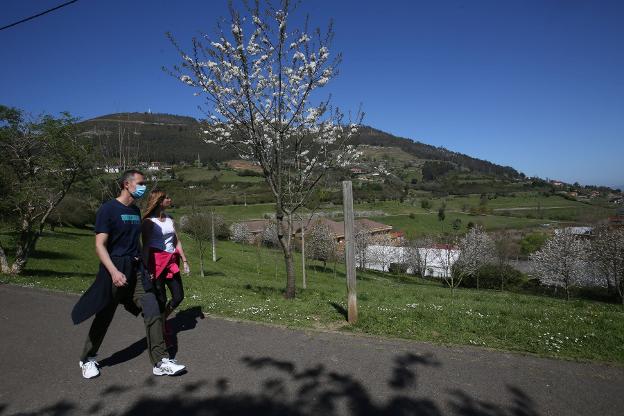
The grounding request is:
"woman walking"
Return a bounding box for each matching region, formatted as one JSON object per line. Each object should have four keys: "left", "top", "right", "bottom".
{"left": 141, "top": 191, "right": 190, "bottom": 322}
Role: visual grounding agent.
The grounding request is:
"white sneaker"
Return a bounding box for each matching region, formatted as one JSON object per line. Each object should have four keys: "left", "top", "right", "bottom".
{"left": 153, "top": 358, "right": 185, "bottom": 376}
{"left": 79, "top": 357, "right": 100, "bottom": 379}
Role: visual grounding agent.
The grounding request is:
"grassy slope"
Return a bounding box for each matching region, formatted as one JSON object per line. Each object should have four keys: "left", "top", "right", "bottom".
{"left": 2, "top": 227, "right": 623, "bottom": 364}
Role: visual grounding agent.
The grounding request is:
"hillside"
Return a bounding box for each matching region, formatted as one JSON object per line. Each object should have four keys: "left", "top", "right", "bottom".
{"left": 78, "top": 112, "right": 522, "bottom": 179}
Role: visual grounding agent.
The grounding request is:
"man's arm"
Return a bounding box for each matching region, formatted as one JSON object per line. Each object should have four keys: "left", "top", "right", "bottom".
{"left": 95, "top": 233, "right": 127, "bottom": 287}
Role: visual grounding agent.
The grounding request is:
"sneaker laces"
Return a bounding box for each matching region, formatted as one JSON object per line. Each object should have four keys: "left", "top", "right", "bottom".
{"left": 83, "top": 360, "right": 98, "bottom": 370}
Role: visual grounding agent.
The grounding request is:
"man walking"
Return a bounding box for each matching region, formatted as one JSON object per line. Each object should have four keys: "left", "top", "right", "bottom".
{"left": 72, "top": 169, "right": 185, "bottom": 378}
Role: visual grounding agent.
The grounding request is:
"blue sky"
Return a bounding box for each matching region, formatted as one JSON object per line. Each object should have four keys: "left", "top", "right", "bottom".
{"left": 2, "top": 0, "right": 623, "bottom": 188}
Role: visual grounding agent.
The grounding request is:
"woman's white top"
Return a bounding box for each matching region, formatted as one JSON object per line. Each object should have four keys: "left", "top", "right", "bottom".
{"left": 147, "top": 215, "right": 177, "bottom": 253}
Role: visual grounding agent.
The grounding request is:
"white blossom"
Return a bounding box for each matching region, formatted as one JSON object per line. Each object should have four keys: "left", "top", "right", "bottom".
{"left": 530, "top": 228, "right": 591, "bottom": 300}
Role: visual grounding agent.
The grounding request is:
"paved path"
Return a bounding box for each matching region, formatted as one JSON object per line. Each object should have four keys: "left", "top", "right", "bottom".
{"left": 0, "top": 284, "right": 622, "bottom": 416}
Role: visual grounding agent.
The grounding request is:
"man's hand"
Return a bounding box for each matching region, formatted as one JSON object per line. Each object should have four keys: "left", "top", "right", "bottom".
{"left": 111, "top": 269, "right": 127, "bottom": 287}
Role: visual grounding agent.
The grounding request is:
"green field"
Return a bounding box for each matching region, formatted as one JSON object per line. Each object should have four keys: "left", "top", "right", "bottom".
{"left": 161, "top": 193, "right": 602, "bottom": 236}
{"left": 2, "top": 227, "right": 623, "bottom": 364}
{"left": 176, "top": 167, "right": 265, "bottom": 184}
{"left": 370, "top": 213, "right": 549, "bottom": 237}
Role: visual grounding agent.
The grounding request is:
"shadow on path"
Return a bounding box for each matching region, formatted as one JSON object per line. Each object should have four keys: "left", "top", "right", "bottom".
{"left": 99, "top": 306, "right": 204, "bottom": 367}
{"left": 5, "top": 352, "right": 542, "bottom": 416}
{"left": 329, "top": 301, "right": 348, "bottom": 320}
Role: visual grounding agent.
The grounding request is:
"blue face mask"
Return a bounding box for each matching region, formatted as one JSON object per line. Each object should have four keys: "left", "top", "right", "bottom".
{"left": 131, "top": 184, "right": 147, "bottom": 199}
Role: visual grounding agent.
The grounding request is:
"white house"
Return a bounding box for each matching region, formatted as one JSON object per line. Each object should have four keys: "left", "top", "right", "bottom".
{"left": 147, "top": 162, "right": 161, "bottom": 171}
{"left": 359, "top": 245, "right": 460, "bottom": 278}
{"left": 554, "top": 226, "right": 593, "bottom": 237}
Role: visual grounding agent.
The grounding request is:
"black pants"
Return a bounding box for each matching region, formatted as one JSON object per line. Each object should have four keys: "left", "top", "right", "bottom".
{"left": 80, "top": 267, "right": 168, "bottom": 366}
{"left": 164, "top": 273, "right": 184, "bottom": 310}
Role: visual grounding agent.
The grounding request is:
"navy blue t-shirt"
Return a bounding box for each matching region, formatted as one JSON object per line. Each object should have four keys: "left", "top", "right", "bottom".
{"left": 94, "top": 199, "right": 142, "bottom": 257}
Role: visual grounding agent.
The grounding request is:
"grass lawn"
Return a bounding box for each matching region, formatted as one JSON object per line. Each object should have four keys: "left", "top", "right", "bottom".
{"left": 2, "top": 226, "right": 623, "bottom": 365}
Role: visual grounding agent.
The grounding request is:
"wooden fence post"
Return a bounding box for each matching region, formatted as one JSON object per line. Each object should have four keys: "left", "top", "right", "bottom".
{"left": 211, "top": 209, "right": 216, "bottom": 262}
{"left": 342, "top": 181, "right": 358, "bottom": 324}
{"left": 301, "top": 223, "right": 307, "bottom": 289}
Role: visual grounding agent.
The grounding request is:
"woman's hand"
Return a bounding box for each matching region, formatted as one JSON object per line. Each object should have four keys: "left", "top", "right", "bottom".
{"left": 183, "top": 261, "right": 190, "bottom": 275}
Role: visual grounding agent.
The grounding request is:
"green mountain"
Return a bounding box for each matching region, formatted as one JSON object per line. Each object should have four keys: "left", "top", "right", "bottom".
{"left": 78, "top": 112, "right": 522, "bottom": 179}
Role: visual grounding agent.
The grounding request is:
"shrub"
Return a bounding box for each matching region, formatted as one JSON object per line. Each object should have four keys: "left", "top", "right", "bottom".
{"left": 237, "top": 169, "right": 263, "bottom": 177}
{"left": 46, "top": 196, "right": 96, "bottom": 229}
{"left": 520, "top": 232, "right": 548, "bottom": 256}
{"left": 389, "top": 262, "right": 408, "bottom": 275}
{"left": 461, "top": 264, "right": 524, "bottom": 290}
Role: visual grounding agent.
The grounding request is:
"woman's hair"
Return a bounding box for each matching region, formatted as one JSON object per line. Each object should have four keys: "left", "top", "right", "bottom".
{"left": 142, "top": 190, "right": 167, "bottom": 220}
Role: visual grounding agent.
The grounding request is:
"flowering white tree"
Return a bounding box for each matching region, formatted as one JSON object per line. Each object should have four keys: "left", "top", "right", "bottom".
{"left": 305, "top": 221, "right": 337, "bottom": 271}
{"left": 591, "top": 226, "right": 624, "bottom": 304}
{"left": 261, "top": 221, "right": 280, "bottom": 247}
{"left": 231, "top": 222, "right": 252, "bottom": 244}
{"left": 454, "top": 226, "right": 495, "bottom": 291}
{"left": 530, "top": 228, "right": 590, "bottom": 301}
{"left": 167, "top": 0, "right": 361, "bottom": 298}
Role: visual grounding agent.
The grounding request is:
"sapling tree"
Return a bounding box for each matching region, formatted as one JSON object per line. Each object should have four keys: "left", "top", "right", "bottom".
{"left": 433, "top": 234, "right": 461, "bottom": 293}
{"left": 167, "top": 0, "right": 361, "bottom": 298}
{"left": 406, "top": 235, "right": 436, "bottom": 277}
{"left": 180, "top": 213, "right": 212, "bottom": 277}
{"left": 354, "top": 226, "right": 373, "bottom": 270}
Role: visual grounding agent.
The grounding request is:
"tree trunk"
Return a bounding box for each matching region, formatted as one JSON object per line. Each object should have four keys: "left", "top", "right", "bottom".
{"left": 198, "top": 241, "right": 205, "bottom": 278}
{"left": 10, "top": 225, "right": 40, "bottom": 275}
{"left": 0, "top": 242, "right": 10, "bottom": 274}
{"left": 301, "top": 225, "right": 306, "bottom": 289}
{"left": 276, "top": 212, "right": 296, "bottom": 299}
{"left": 283, "top": 248, "right": 296, "bottom": 299}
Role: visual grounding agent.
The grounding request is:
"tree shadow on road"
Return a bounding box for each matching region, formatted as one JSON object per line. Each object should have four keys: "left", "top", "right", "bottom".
{"left": 4, "top": 352, "right": 542, "bottom": 416}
